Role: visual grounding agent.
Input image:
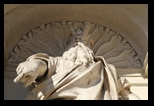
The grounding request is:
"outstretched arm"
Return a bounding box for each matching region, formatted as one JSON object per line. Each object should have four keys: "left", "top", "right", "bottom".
{"left": 14, "top": 58, "right": 47, "bottom": 87}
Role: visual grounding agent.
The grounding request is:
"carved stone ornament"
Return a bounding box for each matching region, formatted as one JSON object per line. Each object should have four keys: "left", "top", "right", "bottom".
{"left": 5, "top": 21, "right": 143, "bottom": 100}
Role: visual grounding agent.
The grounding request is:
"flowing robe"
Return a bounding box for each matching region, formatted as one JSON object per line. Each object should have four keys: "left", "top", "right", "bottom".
{"left": 24, "top": 52, "right": 128, "bottom": 100}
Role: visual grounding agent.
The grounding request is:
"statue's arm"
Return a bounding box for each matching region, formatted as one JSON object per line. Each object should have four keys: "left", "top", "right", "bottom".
{"left": 13, "top": 53, "right": 56, "bottom": 87}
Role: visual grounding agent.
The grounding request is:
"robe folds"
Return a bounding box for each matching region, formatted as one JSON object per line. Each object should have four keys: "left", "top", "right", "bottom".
{"left": 25, "top": 53, "right": 129, "bottom": 100}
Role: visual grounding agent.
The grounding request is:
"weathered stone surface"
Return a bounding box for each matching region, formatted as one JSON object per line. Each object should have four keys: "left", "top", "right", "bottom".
{"left": 4, "top": 4, "right": 148, "bottom": 100}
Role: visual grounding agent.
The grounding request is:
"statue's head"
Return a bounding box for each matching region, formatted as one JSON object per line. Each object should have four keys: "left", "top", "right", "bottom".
{"left": 67, "top": 22, "right": 94, "bottom": 49}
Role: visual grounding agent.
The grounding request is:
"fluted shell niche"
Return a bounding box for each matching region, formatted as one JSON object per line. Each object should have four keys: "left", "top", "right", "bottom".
{"left": 5, "top": 21, "right": 143, "bottom": 72}
{"left": 4, "top": 4, "right": 148, "bottom": 100}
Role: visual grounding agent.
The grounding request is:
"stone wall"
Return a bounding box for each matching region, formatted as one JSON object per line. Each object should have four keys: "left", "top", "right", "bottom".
{"left": 4, "top": 4, "right": 148, "bottom": 100}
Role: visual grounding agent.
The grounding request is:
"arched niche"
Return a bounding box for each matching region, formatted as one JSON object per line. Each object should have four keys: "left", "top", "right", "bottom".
{"left": 4, "top": 4, "right": 148, "bottom": 100}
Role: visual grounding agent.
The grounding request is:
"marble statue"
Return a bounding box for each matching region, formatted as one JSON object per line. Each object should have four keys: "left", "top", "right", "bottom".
{"left": 13, "top": 22, "right": 141, "bottom": 100}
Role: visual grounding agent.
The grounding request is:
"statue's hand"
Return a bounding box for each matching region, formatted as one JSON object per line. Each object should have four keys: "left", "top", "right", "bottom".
{"left": 13, "top": 59, "right": 47, "bottom": 87}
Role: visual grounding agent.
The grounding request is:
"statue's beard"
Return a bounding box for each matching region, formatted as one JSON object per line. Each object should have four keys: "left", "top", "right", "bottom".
{"left": 63, "top": 32, "right": 95, "bottom": 67}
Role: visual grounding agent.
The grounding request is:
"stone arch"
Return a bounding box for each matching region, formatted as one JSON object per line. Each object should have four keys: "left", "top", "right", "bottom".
{"left": 4, "top": 4, "right": 148, "bottom": 100}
